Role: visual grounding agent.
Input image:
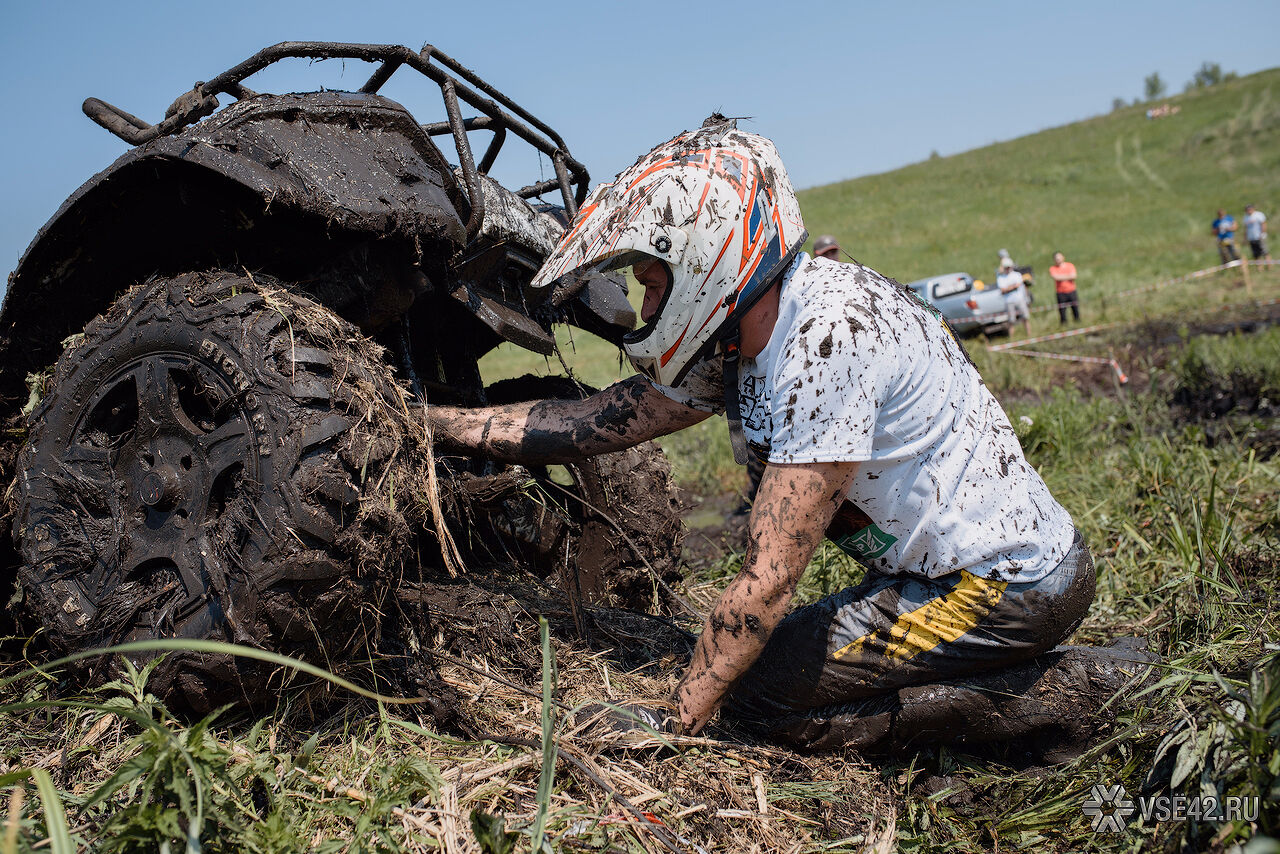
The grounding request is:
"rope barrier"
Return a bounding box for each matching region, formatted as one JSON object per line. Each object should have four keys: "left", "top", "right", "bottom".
{"left": 985, "top": 260, "right": 1279, "bottom": 385}
{"left": 1021, "top": 258, "right": 1278, "bottom": 315}
{"left": 949, "top": 261, "right": 1277, "bottom": 327}
{"left": 1111, "top": 258, "right": 1277, "bottom": 300}
{"left": 987, "top": 321, "right": 1125, "bottom": 353}
{"left": 997, "top": 349, "right": 1129, "bottom": 384}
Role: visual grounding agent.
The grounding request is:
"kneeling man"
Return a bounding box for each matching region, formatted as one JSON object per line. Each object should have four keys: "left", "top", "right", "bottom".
{"left": 429, "top": 118, "right": 1096, "bottom": 749}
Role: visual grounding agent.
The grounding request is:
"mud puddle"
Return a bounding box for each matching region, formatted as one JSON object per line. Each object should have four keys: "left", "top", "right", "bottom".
{"left": 676, "top": 489, "right": 751, "bottom": 570}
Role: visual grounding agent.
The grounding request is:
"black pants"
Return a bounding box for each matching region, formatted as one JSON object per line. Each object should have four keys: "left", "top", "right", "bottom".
{"left": 1056, "top": 291, "right": 1080, "bottom": 323}
{"left": 722, "top": 530, "right": 1096, "bottom": 748}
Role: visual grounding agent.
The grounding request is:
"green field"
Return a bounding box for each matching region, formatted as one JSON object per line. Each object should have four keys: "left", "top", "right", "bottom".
{"left": 800, "top": 67, "right": 1279, "bottom": 291}
{"left": 486, "top": 67, "right": 1280, "bottom": 386}
{"left": 3, "top": 69, "right": 1279, "bottom": 853}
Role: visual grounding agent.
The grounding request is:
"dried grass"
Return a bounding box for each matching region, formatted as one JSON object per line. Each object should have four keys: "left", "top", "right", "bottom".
{"left": 387, "top": 583, "right": 889, "bottom": 853}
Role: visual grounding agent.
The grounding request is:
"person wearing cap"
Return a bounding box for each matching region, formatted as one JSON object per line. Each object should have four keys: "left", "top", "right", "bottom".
{"left": 997, "top": 256, "right": 1032, "bottom": 336}
{"left": 428, "top": 119, "right": 1098, "bottom": 751}
{"left": 812, "top": 235, "right": 841, "bottom": 261}
{"left": 995, "top": 248, "right": 1012, "bottom": 282}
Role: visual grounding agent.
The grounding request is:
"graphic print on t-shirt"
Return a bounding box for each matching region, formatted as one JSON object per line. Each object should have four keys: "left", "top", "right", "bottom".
{"left": 826, "top": 499, "right": 899, "bottom": 560}
{"left": 740, "top": 373, "right": 770, "bottom": 436}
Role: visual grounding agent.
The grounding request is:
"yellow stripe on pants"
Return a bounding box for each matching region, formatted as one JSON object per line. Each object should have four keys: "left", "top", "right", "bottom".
{"left": 833, "top": 571, "right": 1009, "bottom": 663}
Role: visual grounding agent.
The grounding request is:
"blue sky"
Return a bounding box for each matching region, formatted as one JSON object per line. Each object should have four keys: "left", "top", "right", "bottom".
{"left": 2, "top": 0, "right": 1277, "bottom": 281}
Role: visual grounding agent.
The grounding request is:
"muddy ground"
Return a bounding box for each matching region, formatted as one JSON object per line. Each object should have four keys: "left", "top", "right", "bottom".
{"left": 2, "top": 292, "right": 1276, "bottom": 851}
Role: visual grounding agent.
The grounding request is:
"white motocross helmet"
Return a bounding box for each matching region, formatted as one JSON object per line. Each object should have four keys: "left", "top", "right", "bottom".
{"left": 529, "top": 118, "right": 807, "bottom": 387}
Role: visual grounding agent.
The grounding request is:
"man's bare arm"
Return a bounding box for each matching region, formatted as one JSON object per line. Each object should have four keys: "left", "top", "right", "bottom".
{"left": 427, "top": 374, "right": 710, "bottom": 464}
{"left": 675, "top": 459, "right": 860, "bottom": 734}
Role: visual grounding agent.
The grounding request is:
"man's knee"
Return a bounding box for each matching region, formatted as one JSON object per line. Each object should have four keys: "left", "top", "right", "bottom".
{"left": 993, "top": 532, "right": 1096, "bottom": 661}
{"left": 722, "top": 535, "right": 1096, "bottom": 743}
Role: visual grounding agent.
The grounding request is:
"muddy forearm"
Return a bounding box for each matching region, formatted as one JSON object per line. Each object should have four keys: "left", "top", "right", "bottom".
{"left": 675, "top": 549, "right": 793, "bottom": 734}
{"left": 675, "top": 460, "right": 859, "bottom": 733}
{"left": 428, "top": 375, "right": 707, "bottom": 465}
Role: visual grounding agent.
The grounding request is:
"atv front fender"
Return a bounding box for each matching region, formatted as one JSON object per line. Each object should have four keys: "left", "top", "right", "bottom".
{"left": 0, "top": 91, "right": 468, "bottom": 416}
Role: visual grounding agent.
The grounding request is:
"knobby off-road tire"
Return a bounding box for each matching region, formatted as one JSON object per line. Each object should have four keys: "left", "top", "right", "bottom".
{"left": 15, "top": 271, "right": 423, "bottom": 712}
{"left": 482, "top": 375, "right": 684, "bottom": 612}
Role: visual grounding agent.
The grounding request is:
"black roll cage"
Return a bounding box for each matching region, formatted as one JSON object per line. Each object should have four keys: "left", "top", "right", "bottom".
{"left": 81, "top": 41, "right": 590, "bottom": 240}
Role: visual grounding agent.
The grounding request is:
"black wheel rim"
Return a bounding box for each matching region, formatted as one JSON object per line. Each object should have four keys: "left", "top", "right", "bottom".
{"left": 56, "top": 350, "right": 262, "bottom": 626}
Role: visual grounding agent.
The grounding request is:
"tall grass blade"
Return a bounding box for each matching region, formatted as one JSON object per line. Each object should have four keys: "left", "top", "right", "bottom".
{"left": 3, "top": 781, "right": 22, "bottom": 854}
{"left": 0, "top": 639, "right": 424, "bottom": 705}
{"left": 30, "top": 769, "right": 73, "bottom": 854}
{"left": 530, "top": 617, "right": 556, "bottom": 852}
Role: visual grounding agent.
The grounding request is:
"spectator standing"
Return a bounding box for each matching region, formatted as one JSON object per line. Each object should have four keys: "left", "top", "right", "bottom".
{"left": 1049, "top": 251, "right": 1080, "bottom": 324}
{"left": 997, "top": 256, "right": 1031, "bottom": 336}
{"left": 813, "top": 235, "right": 841, "bottom": 261}
{"left": 1212, "top": 208, "right": 1239, "bottom": 263}
{"left": 996, "top": 248, "right": 1013, "bottom": 281}
{"left": 1244, "top": 204, "right": 1270, "bottom": 261}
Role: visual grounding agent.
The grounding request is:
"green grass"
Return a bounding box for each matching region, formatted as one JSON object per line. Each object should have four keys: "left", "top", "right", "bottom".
{"left": 7, "top": 338, "right": 1277, "bottom": 851}
{"left": 799, "top": 68, "right": 1280, "bottom": 293}
{"left": 891, "top": 336, "right": 1280, "bottom": 852}
{"left": 412, "top": 67, "right": 1280, "bottom": 851}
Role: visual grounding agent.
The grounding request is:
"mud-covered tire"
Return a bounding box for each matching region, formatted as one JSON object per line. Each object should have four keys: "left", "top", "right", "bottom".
{"left": 483, "top": 375, "right": 684, "bottom": 611}
{"left": 14, "top": 271, "right": 421, "bottom": 711}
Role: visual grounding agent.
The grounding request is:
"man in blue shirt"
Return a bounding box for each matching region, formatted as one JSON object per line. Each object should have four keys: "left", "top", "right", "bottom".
{"left": 1211, "top": 208, "right": 1239, "bottom": 263}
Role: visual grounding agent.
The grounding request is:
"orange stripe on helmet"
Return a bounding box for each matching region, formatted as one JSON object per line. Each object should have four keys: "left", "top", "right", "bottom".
{"left": 660, "top": 325, "right": 689, "bottom": 367}
{"left": 558, "top": 201, "right": 599, "bottom": 251}
{"left": 701, "top": 233, "right": 735, "bottom": 289}
{"left": 682, "top": 234, "right": 738, "bottom": 340}
{"left": 738, "top": 173, "right": 765, "bottom": 273}
{"left": 692, "top": 183, "right": 712, "bottom": 227}
{"left": 625, "top": 148, "right": 714, "bottom": 191}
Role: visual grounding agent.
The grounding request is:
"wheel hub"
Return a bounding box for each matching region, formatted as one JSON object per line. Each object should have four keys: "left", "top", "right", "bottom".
{"left": 139, "top": 465, "right": 183, "bottom": 509}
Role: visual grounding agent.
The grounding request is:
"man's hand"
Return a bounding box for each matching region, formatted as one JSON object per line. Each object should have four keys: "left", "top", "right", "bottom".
{"left": 426, "top": 375, "right": 708, "bottom": 465}
{"left": 675, "top": 459, "right": 860, "bottom": 734}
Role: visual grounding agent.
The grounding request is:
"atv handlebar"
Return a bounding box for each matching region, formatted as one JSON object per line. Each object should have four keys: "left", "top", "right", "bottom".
{"left": 82, "top": 41, "right": 590, "bottom": 232}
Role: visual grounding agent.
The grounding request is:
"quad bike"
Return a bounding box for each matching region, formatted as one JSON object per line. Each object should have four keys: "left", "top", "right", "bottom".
{"left": 0, "top": 42, "right": 683, "bottom": 709}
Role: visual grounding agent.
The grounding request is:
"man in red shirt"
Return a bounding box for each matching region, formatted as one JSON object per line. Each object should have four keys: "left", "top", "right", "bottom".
{"left": 1049, "top": 251, "right": 1080, "bottom": 324}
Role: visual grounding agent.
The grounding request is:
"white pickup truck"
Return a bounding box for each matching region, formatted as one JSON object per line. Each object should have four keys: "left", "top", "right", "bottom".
{"left": 906, "top": 272, "right": 1010, "bottom": 336}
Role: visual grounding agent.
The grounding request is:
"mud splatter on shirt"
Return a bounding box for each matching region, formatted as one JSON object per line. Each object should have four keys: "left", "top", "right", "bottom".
{"left": 655, "top": 254, "right": 1075, "bottom": 583}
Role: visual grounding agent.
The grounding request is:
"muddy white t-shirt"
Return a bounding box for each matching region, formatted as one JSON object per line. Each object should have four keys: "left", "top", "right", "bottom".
{"left": 655, "top": 254, "right": 1075, "bottom": 583}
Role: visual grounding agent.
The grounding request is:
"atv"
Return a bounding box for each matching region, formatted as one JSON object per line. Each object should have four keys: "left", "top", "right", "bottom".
{"left": 0, "top": 42, "right": 683, "bottom": 709}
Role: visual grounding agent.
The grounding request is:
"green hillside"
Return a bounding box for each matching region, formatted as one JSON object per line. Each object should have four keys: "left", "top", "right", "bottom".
{"left": 799, "top": 67, "right": 1280, "bottom": 293}
{"left": 485, "top": 68, "right": 1280, "bottom": 390}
